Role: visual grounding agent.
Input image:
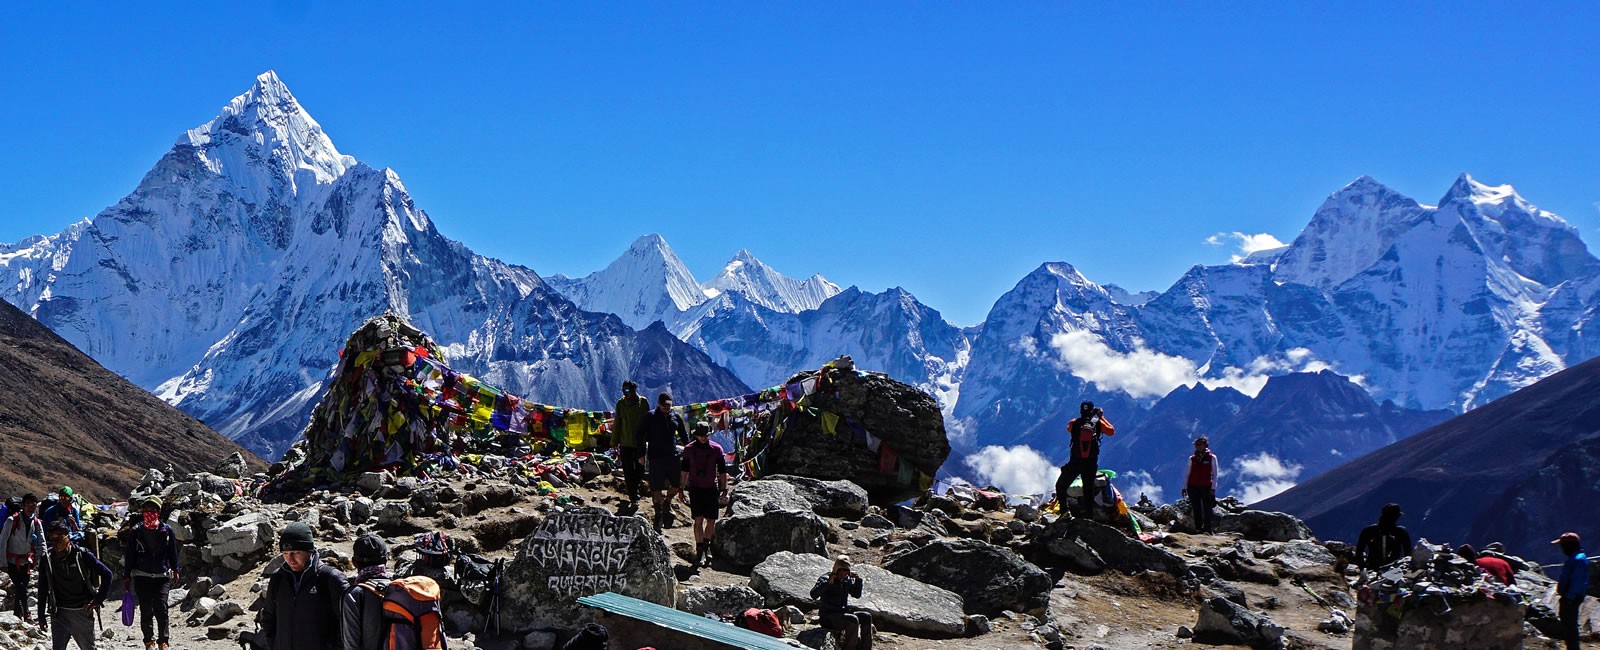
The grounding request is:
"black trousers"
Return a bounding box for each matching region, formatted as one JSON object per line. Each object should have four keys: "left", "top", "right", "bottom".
{"left": 6, "top": 562, "right": 30, "bottom": 618}
{"left": 618, "top": 447, "right": 643, "bottom": 501}
{"left": 1559, "top": 598, "right": 1581, "bottom": 650}
{"left": 133, "top": 576, "right": 172, "bottom": 644}
{"left": 1187, "top": 486, "right": 1215, "bottom": 533}
{"left": 1057, "top": 457, "right": 1098, "bottom": 516}
{"left": 821, "top": 610, "right": 873, "bottom": 648}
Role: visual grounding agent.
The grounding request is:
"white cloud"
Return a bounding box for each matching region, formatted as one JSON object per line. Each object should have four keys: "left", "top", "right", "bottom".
{"left": 1047, "top": 331, "right": 1350, "bottom": 399}
{"left": 1234, "top": 452, "right": 1302, "bottom": 504}
{"left": 964, "top": 445, "right": 1059, "bottom": 497}
{"left": 1120, "top": 470, "right": 1164, "bottom": 505}
{"left": 1206, "top": 232, "right": 1288, "bottom": 263}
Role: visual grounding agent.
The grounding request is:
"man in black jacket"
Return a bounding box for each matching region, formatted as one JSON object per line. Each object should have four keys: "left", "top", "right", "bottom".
{"left": 38, "top": 521, "right": 112, "bottom": 650}
{"left": 641, "top": 392, "right": 688, "bottom": 531}
{"left": 342, "top": 534, "right": 391, "bottom": 650}
{"left": 810, "top": 555, "right": 871, "bottom": 650}
{"left": 1354, "top": 503, "right": 1412, "bottom": 575}
{"left": 260, "top": 522, "right": 348, "bottom": 650}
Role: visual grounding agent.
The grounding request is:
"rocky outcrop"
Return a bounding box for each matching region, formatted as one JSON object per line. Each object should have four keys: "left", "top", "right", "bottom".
{"left": 1042, "top": 518, "right": 1189, "bottom": 576}
{"left": 500, "top": 507, "right": 675, "bottom": 632}
{"left": 1214, "top": 510, "right": 1314, "bottom": 542}
{"left": 713, "top": 480, "right": 831, "bottom": 568}
{"left": 677, "top": 585, "right": 765, "bottom": 617}
{"left": 754, "top": 369, "right": 948, "bottom": 503}
{"left": 882, "top": 539, "right": 1052, "bottom": 616}
{"left": 1193, "top": 596, "right": 1284, "bottom": 649}
{"left": 749, "top": 551, "right": 966, "bottom": 637}
{"left": 1353, "top": 598, "right": 1524, "bottom": 650}
{"left": 767, "top": 475, "right": 870, "bottom": 518}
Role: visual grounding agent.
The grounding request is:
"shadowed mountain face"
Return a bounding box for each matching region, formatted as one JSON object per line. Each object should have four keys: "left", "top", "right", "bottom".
{"left": 1259, "top": 356, "right": 1600, "bottom": 562}
{"left": 0, "top": 300, "right": 260, "bottom": 502}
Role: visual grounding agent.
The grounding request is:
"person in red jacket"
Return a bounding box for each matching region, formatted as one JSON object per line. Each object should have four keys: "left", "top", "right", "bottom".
{"left": 679, "top": 423, "right": 729, "bottom": 565}
{"left": 1054, "top": 401, "right": 1115, "bottom": 518}
{"left": 1456, "top": 545, "right": 1514, "bottom": 585}
{"left": 1181, "top": 436, "right": 1219, "bottom": 533}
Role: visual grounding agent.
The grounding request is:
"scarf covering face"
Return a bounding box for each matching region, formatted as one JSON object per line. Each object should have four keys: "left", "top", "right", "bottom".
{"left": 142, "top": 512, "right": 161, "bottom": 529}
{"left": 357, "top": 565, "right": 391, "bottom": 583}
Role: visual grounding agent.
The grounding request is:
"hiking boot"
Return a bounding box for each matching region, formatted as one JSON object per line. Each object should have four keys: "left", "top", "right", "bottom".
{"left": 652, "top": 510, "right": 663, "bottom": 532}
{"left": 695, "top": 542, "right": 707, "bottom": 565}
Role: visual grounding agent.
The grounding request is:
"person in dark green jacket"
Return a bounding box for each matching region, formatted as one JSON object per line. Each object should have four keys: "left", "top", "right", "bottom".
{"left": 613, "top": 380, "right": 651, "bottom": 509}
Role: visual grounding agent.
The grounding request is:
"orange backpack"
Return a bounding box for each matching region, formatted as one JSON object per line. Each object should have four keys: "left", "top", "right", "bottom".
{"left": 362, "top": 576, "right": 447, "bottom": 650}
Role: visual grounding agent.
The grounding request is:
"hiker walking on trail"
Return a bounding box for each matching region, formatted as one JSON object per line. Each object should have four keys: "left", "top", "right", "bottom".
{"left": 38, "top": 520, "right": 112, "bottom": 650}
{"left": 40, "top": 488, "right": 82, "bottom": 542}
{"left": 1553, "top": 532, "right": 1589, "bottom": 650}
{"left": 2, "top": 493, "right": 47, "bottom": 622}
{"left": 1054, "top": 401, "right": 1115, "bottom": 519}
{"left": 1182, "top": 436, "right": 1219, "bottom": 533}
{"left": 810, "top": 555, "right": 873, "bottom": 650}
{"left": 260, "top": 522, "right": 349, "bottom": 650}
{"left": 1354, "top": 503, "right": 1411, "bottom": 574}
{"left": 641, "top": 392, "right": 688, "bottom": 531}
{"left": 679, "top": 422, "right": 730, "bottom": 565}
{"left": 122, "top": 497, "right": 179, "bottom": 650}
{"left": 613, "top": 380, "right": 651, "bottom": 510}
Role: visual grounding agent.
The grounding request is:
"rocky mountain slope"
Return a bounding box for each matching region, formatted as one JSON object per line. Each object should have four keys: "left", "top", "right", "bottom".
{"left": 1259, "top": 355, "right": 1600, "bottom": 563}
{"left": 0, "top": 299, "right": 258, "bottom": 502}
{"left": 0, "top": 72, "right": 748, "bottom": 460}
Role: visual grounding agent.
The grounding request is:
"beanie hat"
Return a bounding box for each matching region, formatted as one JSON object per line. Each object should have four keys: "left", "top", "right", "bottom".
{"left": 142, "top": 496, "right": 163, "bottom": 510}
{"left": 352, "top": 533, "right": 390, "bottom": 568}
{"left": 279, "top": 522, "right": 316, "bottom": 552}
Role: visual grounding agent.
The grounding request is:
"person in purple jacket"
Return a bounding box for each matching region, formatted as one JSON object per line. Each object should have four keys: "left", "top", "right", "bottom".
{"left": 122, "top": 497, "right": 179, "bottom": 650}
{"left": 678, "top": 423, "right": 730, "bottom": 565}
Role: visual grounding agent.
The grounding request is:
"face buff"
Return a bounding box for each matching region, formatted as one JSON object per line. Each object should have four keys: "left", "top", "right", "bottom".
{"left": 143, "top": 512, "right": 161, "bottom": 529}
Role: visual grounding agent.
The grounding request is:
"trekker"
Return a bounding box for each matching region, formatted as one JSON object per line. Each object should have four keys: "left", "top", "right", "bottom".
{"left": 260, "top": 522, "right": 349, "bottom": 650}
{"left": 810, "top": 555, "right": 872, "bottom": 650}
{"left": 1054, "top": 401, "right": 1115, "bottom": 518}
{"left": 613, "top": 380, "right": 651, "bottom": 510}
{"left": 39, "top": 488, "right": 82, "bottom": 541}
{"left": 679, "top": 423, "right": 730, "bottom": 565}
{"left": 1181, "top": 436, "right": 1219, "bottom": 533}
{"left": 342, "top": 533, "right": 391, "bottom": 650}
{"left": 1, "top": 493, "right": 46, "bottom": 622}
{"left": 122, "top": 497, "right": 179, "bottom": 650}
{"left": 1353, "top": 503, "right": 1411, "bottom": 573}
{"left": 1553, "top": 532, "right": 1589, "bottom": 650}
{"left": 1455, "top": 545, "right": 1514, "bottom": 585}
{"left": 641, "top": 392, "right": 688, "bottom": 531}
{"left": 38, "top": 521, "right": 111, "bottom": 650}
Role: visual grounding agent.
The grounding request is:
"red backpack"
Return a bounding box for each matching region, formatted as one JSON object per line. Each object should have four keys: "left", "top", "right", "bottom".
{"left": 735, "top": 608, "right": 784, "bottom": 637}
{"left": 360, "top": 576, "right": 447, "bottom": 650}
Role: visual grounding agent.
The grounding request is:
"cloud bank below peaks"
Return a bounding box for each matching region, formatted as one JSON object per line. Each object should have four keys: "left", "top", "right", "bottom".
{"left": 1047, "top": 330, "right": 1353, "bottom": 399}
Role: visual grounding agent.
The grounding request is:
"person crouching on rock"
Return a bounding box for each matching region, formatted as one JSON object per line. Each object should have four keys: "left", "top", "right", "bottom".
{"left": 679, "top": 422, "right": 730, "bottom": 565}
{"left": 810, "top": 555, "right": 872, "bottom": 650}
{"left": 38, "top": 520, "right": 112, "bottom": 650}
{"left": 260, "top": 522, "right": 349, "bottom": 650}
{"left": 122, "top": 497, "right": 179, "bottom": 650}
{"left": 641, "top": 392, "right": 688, "bottom": 531}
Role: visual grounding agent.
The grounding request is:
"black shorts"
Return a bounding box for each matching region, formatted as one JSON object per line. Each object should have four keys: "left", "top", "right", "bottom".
{"left": 648, "top": 460, "right": 681, "bottom": 490}
{"left": 687, "top": 488, "right": 722, "bottom": 519}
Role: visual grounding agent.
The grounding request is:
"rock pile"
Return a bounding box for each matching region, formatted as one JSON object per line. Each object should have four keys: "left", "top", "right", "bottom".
{"left": 1352, "top": 541, "right": 1532, "bottom": 650}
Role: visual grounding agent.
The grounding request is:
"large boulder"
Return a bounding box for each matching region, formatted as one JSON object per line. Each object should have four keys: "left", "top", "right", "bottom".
{"left": 500, "top": 507, "right": 675, "bottom": 632}
{"left": 755, "top": 369, "right": 948, "bottom": 503}
{"left": 1193, "top": 597, "right": 1284, "bottom": 649}
{"left": 728, "top": 480, "right": 813, "bottom": 514}
{"left": 1215, "top": 510, "right": 1313, "bottom": 542}
{"left": 1353, "top": 597, "right": 1524, "bottom": 650}
{"left": 767, "top": 475, "right": 870, "bottom": 518}
{"left": 206, "top": 512, "right": 277, "bottom": 558}
{"left": 714, "top": 509, "right": 829, "bottom": 568}
{"left": 677, "top": 585, "right": 764, "bottom": 617}
{"left": 750, "top": 551, "right": 966, "bottom": 637}
{"left": 1043, "top": 518, "right": 1189, "bottom": 576}
{"left": 882, "top": 539, "right": 1052, "bottom": 616}
{"left": 1269, "top": 540, "right": 1336, "bottom": 572}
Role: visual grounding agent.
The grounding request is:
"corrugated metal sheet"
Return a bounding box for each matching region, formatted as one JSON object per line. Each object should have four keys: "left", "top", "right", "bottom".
{"left": 577, "top": 592, "right": 802, "bottom": 650}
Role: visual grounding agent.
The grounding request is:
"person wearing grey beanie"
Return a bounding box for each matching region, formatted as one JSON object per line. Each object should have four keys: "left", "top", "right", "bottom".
{"left": 260, "top": 522, "right": 348, "bottom": 650}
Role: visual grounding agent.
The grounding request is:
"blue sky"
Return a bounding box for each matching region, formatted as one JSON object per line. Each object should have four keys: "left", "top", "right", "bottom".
{"left": 2, "top": 3, "right": 1596, "bottom": 325}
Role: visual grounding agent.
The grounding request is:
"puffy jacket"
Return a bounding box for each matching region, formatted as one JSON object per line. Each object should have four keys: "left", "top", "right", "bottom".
{"left": 809, "top": 573, "right": 863, "bottom": 615}
{"left": 123, "top": 523, "right": 179, "bottom": 578}
{"left": 260, "top": 555, "right": 349, "bottom": 650}
{"left": 341, "top": 579, "right": 386, "bottom": 650}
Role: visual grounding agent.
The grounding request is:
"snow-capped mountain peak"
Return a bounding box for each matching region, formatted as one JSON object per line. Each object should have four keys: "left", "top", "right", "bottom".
{"left": 183, "top": 70, "right": 354, "bottom": 201}
{"left": 701, "top": 249, "right": 841, "bottom": 314}
{"left": 544, "top": 233, "right": 706, "bottom": 329}
{"left": 1271, "top": 175, "right": 1431, "bottom": 289}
